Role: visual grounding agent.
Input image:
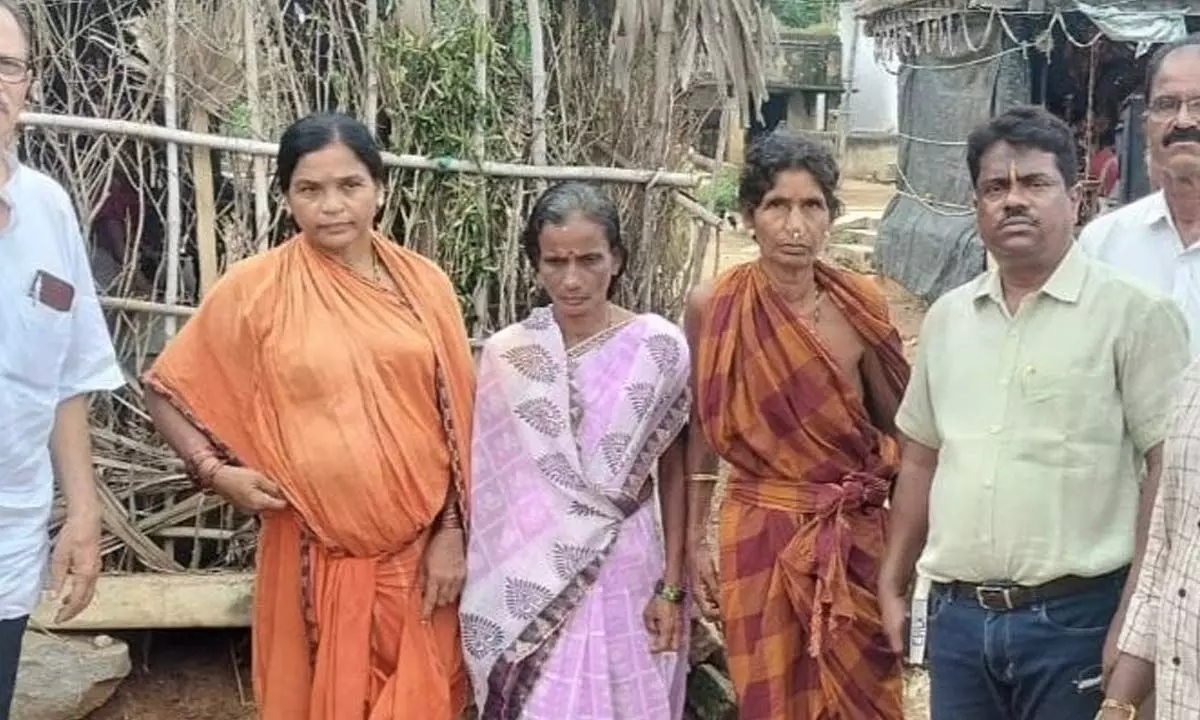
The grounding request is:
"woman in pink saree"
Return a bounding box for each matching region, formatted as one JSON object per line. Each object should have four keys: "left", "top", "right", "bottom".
{"left": 459, "top": 183, "right": 691, "bottom": 719}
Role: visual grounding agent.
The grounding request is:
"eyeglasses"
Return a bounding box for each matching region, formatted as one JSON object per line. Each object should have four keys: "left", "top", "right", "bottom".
{"left": 0, "top": 55, "right": 29, "bottom": 83}
{"left": 1147, "top": 95, "right": 1200, "bottom": 121}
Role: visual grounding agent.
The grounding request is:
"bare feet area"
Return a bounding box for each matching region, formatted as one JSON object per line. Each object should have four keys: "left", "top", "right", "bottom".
{"left": 84, "top": 181, "right": 931, "bottom": 719}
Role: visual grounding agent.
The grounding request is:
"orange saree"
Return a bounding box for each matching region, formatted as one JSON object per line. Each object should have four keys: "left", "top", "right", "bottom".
{"left": 695, "top": 261, "right": 908, "bottom": 719}
{"left": 146, "top": 235, "right": 475, "bottom": 720}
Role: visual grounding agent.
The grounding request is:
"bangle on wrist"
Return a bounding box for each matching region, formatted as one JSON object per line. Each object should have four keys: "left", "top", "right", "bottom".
{"left": 690, "top": 472, "right": 720, "bottom": 484}
{"left": 184, "top": 448, "right": 225, "bottom": 489}
{"left": 655, "top": 580, "right": 686, "bottom": 604}
{"left": 437, "top": 504, "right": 463, "bottom": 530}
{"left": 1096, "top": 699, "right": 1138, "bottom": 719}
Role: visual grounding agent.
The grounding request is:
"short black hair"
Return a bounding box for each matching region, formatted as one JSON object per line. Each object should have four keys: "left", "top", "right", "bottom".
{"left": 738, "top": 131, "right": 843, "bottom": 218}
{"left": 0, "top": 0, "right": 31, "bottom": 57}
{"left": 1145, "top": 34, "right": 1200, "bottom": 100}
{"left": 275, "top": 112, "right": 384, "bottom": 190}
{"left": 966, "top": 105, "right": 1078, "bottom": 187}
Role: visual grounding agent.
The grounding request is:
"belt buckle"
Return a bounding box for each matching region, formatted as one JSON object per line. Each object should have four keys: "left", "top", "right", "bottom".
{"left": 974, "top": 585, "right": 1015, "bottom": 611}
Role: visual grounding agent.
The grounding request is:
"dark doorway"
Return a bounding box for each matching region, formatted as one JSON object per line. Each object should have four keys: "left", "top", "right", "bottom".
{"left": 749, "top": 92, "right": 790, "bottom": 140}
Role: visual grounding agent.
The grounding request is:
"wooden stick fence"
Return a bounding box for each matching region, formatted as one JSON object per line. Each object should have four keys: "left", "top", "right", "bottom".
{"left": 20, "top": 112, "right": 702, "bottom": 188}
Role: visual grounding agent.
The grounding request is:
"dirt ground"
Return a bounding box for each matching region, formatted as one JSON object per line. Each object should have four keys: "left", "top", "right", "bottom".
{"left": 86, "top": 630, "right": 255, "bottom": 720}
{"left": 86, "top": 180, "right": 932, "bottom": 719}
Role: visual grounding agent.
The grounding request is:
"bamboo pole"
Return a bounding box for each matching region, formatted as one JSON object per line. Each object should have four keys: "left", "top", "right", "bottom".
{"left": 364, "top": 0, "right": 379, "bottom": 135}
{"left": 99, "top": 295, "right": 488, "bottom": 350}
{"left": 601, "top": 144, "right": 721, "bottom": 229}
{"left": 161, "top": 0, "right": 182, "bottom": 564}
{"left": 473, "top": 0, "right": 489, "bottom": 158}
{"left": 671, "top": 191, "right": 721, "bottom": 227}
{"left": 640, "top": 0, "right": 678, "bottom": 307}
{"left": 686, "top": 148, "right": 735, "bottom": 174}
{"left": 242, "top": 4, "right": 271, "bottom": 253}
{"left": 163, "top": 0, "right": 182, "bottom": 336}
{"left": 700, "top": 97, "right": 729, "bottom": 280}
{"left": 101, "top": 296, "right": 196, "bottom": 317}
{"left": 527, "top": 0, "right": 547, "bottom": 168}
{"left": 650, "top": 0, "right": 677, "bottom": 155}
{"left": 20, "top": 112, "right": 700, "bottom": 188}
{"left": 726, "top": 96, "right": 746, "bottom": 166}
{"left": 471, "top": 0, "right": 491, "bottom": 334}
{"left": 190, "top": 107, "right": 218, "bottom": 296}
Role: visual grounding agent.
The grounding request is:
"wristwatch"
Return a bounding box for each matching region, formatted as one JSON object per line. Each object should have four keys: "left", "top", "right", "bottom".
{"left": 654, "top": 580, "right": 686, "bottom": 604}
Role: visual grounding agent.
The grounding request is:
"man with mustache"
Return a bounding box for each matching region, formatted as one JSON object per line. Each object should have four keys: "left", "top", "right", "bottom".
{"left": 0, "top": 2, "right": 124, "bottom": 718}
{"left": 1094, "top": 37, "right": 1200, "bottom": 720}
{"left": 1081, "top": 35, "right": 1200, "bottom": 359}
{"left": 879, "top": 105, "right": 1189, "bottom": 719}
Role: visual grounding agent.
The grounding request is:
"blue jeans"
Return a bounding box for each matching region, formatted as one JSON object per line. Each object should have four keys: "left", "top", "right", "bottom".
{"left": 0, "top": 615, "right": 27, "bottom": 720}
{"left": 927, "top": 572, "right": 1124, "bottom": 720}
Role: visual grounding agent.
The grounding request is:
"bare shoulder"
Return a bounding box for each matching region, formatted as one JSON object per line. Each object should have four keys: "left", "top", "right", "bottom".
{"left": 824, "top": 264, "right": 888, "bottom": 314}
{"left": 684, "top": 281, "right": 716, "bottom": 334}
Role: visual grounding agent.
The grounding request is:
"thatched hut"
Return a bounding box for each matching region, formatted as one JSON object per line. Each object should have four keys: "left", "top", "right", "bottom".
{"left": 18, "top": 0, "right": 779, "bottom": 630}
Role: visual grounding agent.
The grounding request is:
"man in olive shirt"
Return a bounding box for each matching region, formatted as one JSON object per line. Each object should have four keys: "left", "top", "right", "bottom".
{"left": 879, "top": 106, "right": 1190, "bottom": 719}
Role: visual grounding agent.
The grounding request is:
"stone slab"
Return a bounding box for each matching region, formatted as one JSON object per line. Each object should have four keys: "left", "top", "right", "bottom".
{"left": 31, "top": 572, "right": 254, "bottom": 630}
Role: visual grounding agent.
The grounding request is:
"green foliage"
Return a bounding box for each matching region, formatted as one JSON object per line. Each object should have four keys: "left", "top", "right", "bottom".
{"left": 698, "top": 168, "right": 740, "bottom": 217}
{"left": 771, "top": 0, "right": 834, "bottom": 29}
{"left": 223, "top": 100, "right": 252, "bottom": 138}
{"left": 372, "top": 14, "right": 527, "bottom": 330}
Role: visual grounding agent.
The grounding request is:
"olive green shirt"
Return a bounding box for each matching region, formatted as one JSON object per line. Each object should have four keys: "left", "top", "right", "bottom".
{"left": 896, "top": 244, "right": 1190, "bottom": 585}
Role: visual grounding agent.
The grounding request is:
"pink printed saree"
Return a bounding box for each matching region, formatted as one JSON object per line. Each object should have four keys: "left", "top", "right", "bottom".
{"left": 459, "top": 307, "right": 691, "bottom": 719}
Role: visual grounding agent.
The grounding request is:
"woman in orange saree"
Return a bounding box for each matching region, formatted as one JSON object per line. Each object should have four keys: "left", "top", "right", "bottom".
{"left": 143, "top": 113, "right": 475, "bottom": 720}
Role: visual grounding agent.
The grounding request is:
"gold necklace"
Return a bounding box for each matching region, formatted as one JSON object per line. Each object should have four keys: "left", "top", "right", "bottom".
{"left": 564, "top": 303, "right": 615, "bottom": 349}
{"left": 798, "top": 289, "right": 824, "bottom": 326}
{"left": 371, "top": 252, "right": 383, "bottom": 285}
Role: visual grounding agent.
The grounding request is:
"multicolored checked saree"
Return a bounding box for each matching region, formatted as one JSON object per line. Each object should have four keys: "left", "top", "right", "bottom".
{"left": 694, "top": 261, "right": 909, "bottom": 719}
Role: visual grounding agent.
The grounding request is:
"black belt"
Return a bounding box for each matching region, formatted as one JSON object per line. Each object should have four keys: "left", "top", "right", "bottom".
{"left": 933, "top": 566, "right": 1128, "bottom": 612}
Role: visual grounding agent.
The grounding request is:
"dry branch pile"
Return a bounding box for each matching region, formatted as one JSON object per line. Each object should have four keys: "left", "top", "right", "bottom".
{"left": 19, "top": 0, "right": 776, "bottom": 575}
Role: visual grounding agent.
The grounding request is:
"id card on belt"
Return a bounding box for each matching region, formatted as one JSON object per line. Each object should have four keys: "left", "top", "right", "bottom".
{"left": 908, "top": 574, "right": 932, "bottom": 666}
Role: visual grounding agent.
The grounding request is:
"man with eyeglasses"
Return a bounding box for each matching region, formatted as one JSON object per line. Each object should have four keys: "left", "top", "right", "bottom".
{"left": 1078, "top": 34, "right": 1200, "bottom": 720}
{"left": 0, "top": 2, "right": 124, "bottom": 718}
{"left": 1081, "top": 35, "right": 1200, "bottom": 358}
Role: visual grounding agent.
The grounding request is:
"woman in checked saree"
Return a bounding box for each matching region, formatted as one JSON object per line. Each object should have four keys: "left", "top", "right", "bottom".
{"left": 459, "top": 182, "right": 691, "bottom": 719}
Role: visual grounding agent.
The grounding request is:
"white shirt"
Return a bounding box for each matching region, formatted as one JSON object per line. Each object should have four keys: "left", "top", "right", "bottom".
{"left": 0, "top": 159, "right": 124, "bottom": 620}
{"left": 1080, "top": 191, "right": 1200, "bottom": 356}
